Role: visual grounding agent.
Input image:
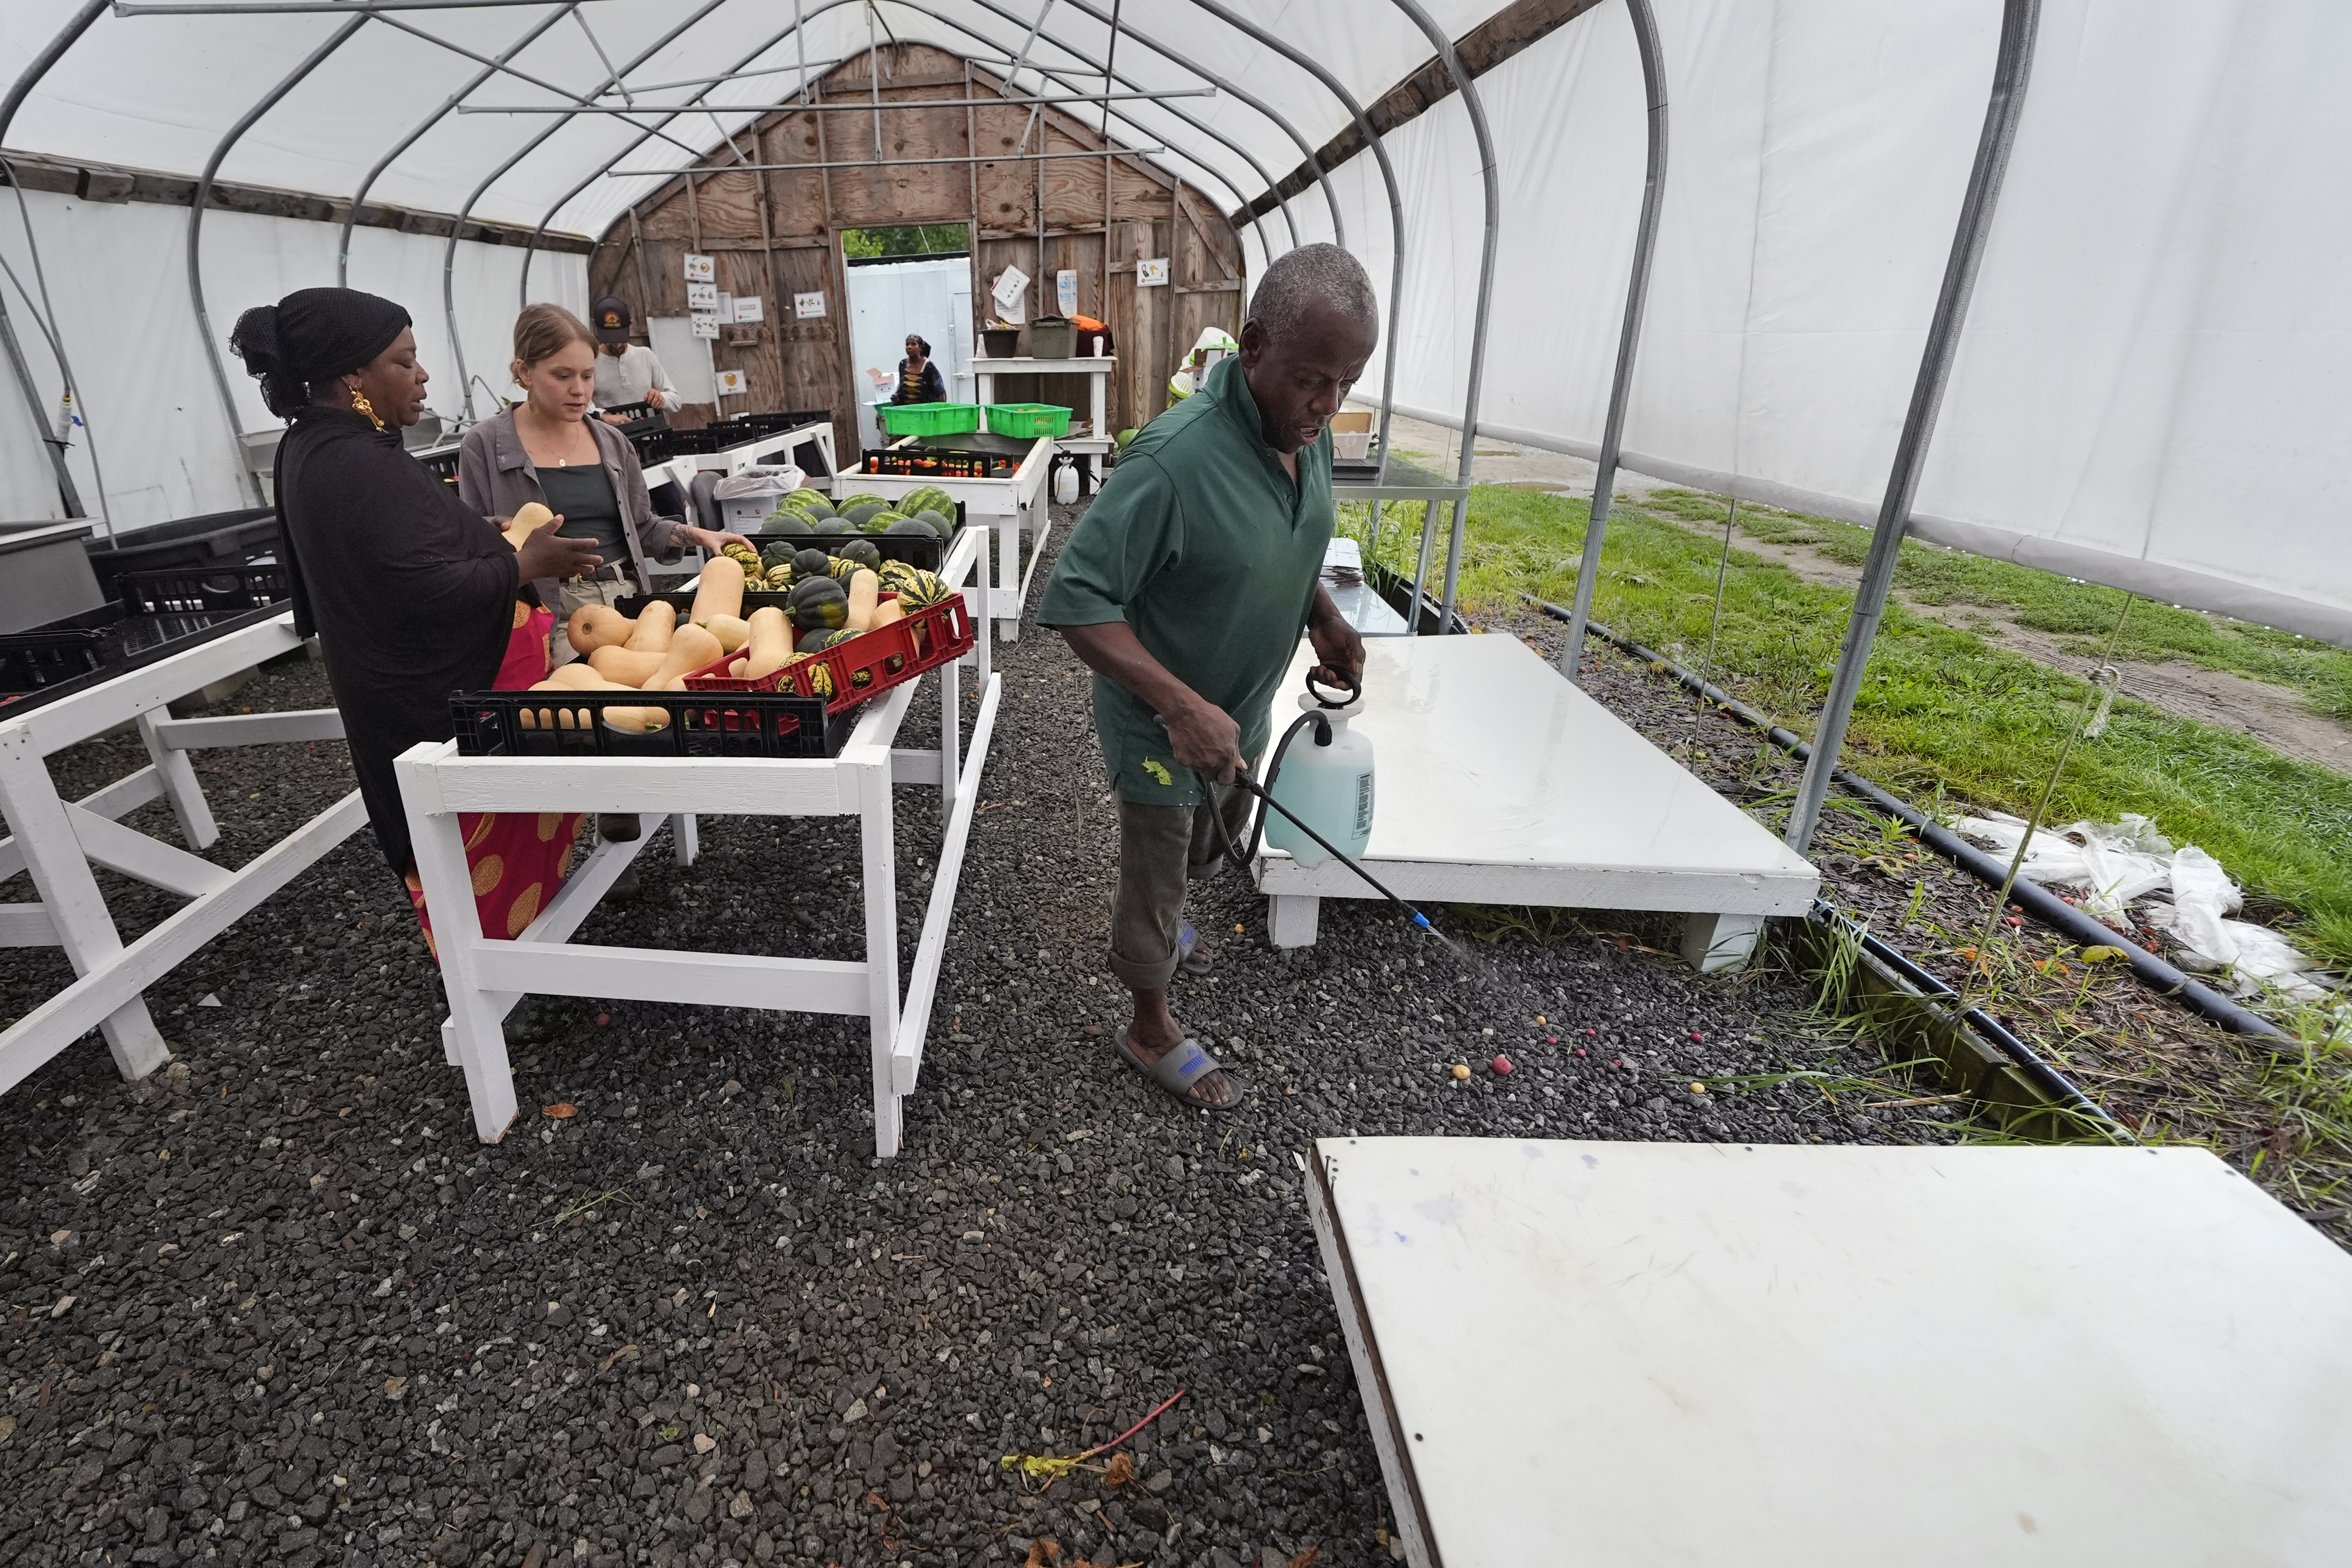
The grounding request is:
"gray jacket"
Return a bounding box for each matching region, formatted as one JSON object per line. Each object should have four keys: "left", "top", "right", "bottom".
{"left": 456, "top": 408, "right": 688, "bottom": 613}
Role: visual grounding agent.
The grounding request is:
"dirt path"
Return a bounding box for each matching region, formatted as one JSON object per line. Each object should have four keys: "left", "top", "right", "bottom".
{"left": 1360, "top": 411, "right": 2352, "bottom": 775}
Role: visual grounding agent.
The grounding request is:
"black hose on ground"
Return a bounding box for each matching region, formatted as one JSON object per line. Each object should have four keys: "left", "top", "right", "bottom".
{"left": 1523, "top": 593, "right": 2288, "bottom": 1041}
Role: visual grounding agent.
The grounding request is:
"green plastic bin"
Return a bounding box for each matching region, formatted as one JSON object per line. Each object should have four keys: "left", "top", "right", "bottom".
{"left": 877, "top": 401, "right": 980, "bottom": 437}
{"left": 984, "top": 403, "right": 1073, "bottom": 439}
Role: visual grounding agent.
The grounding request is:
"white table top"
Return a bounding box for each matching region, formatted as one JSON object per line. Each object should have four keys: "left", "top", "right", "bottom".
{"left": 1314, "top": 1137, "right": 2352, "bottom": 1567}
{"left": 1258, "top": 633, "right": 1816, "bottom": 898}
{"left": 970, "top": 357, "right": 1117, "bottom": 373}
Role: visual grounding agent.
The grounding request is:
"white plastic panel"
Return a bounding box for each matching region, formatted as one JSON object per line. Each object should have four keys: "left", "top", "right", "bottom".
{"left": 1313, "top": 1137, "right": 2352, "bottom": 1567}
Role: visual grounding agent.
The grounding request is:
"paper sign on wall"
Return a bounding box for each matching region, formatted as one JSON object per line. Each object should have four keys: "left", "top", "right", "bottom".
{"left": 686, "top": 281, "right": 718, "bottom": 311}
{"left": 682, "top": 254, "right": 714, "bottom": 282}
{"left": 1056, "top": 269, "right": 1078, "bottom": 317}
{"left": 1137, "top": 258, "right": 1169, "bottom": 287}
{"left": 795, "top": 292, "right": 826, "bottom": 319}
{"left": 690, "top": 315, "right": 721, "bottom": 340}
{"left": 714, "top": 293, "right": 733, "bottom": 324}
{"left": 991, "top": 264, "right": 1030, "bottom": 324}
{"left": 715, "top": 369, "right": 747, "bottom": 396}
{"left": 733, "top": 296, "right": 765, "bottom": 323}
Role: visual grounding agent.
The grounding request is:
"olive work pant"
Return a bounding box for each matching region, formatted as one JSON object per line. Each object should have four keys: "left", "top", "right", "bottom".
{"left": 549, "top": 577, "right": 634, "bottom": 668}
{"left": 1110, "top": 786, "right": 1255, "bottom": 991}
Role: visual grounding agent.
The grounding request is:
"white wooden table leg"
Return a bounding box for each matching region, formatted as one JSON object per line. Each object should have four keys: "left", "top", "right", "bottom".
{"left": 398, "top": 756, "right": 519, "bottom": 1142}
{"left": 938, "top": 658, "right": 962, "bottom": 825}
{"left": 670, "top": 812, "right": 699, "bottom": 866}
{"left": 135, "top": 709, "right": 219, "bottom": 851}
{"left": 0, "top": 739, "right": 172, "bottom": 1080}
{"left": 1682, "top": 911, "right": 1767, "bottom": 973}
{"left": 1268, "top": 894, "right": 1322, "bottom": 949}
{"left": 996, "top": 513, "right": 1022, "bottom": 642}
{"left": 857, "top": 753, "right": 903, "bottom": 1158}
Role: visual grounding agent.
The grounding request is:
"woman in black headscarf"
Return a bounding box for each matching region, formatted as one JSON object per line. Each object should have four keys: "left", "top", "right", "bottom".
{"left": 231, "top": 288, "right": 598, "bottom": 921}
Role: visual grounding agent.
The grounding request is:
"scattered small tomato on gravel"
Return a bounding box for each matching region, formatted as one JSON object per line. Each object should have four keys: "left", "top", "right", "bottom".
{"left": 1584, "top": 1027, "right": 1598, "bottom": 1036}
{"left": 2005, "top": 916, "right": 2022, "bottom": 927}
{"left": 1451, "top": 1063, "right": 1471, "bottom": 1080}
{"left": 595, "top": 1012, "right": 611, "bottom": 1026}
{"left": 1491, "top": 1055, "right": 1514, "bottom": 1075}
{"left": 1688, "top": 1031, "right": 1705, "bottom": 1042}
{"left": 1613, "top": 1058, "right": 1625, "bottom": 1068}
{"left": 1689, "top": 1082, "right": 1707, "bottom": 1095}
{"left": 1574, "top": 1047, "right": 1587, "bottom": 1057}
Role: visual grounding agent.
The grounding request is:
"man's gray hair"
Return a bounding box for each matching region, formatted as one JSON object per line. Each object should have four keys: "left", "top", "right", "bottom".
{"left": 1247, "top": 243, "right": 1379, "bottom": 345}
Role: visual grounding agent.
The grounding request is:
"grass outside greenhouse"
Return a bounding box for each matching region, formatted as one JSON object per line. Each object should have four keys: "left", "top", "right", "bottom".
{"left": 1339, "top": 485, "right": 2352, "bottom": 970}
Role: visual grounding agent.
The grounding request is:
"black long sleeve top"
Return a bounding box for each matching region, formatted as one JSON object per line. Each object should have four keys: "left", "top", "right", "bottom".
{"left": 273, "top": 405, "right": 518, "bottom": 873}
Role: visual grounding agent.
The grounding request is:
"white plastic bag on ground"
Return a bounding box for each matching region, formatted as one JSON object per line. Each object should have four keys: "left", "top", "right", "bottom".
{"left": 1952, "top": 814, "right": 2334, "bottom": 1005}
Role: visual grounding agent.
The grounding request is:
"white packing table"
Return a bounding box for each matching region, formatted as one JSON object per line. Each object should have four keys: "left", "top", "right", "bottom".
{"left": 970, "top": 355, "right": 1114, "bottom": 442}
{"left": 1251, "top": 634, "right": 1817, "bottom": 969}
{"left": 397, "top": 527, "right": 998, "bottom": 1157}
{"left": 0, "top": 612, "right": 362, "bottom": 1094}
{"left": 834, "top": 437, "right": 1054, "bottom": 643}
{"left": 1307, "top": 1137, "right": 2352, "bottom": 1568}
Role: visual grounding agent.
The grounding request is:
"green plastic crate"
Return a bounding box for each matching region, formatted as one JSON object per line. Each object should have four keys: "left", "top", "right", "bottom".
{"left": 877, "top": 401, "right": 980, "bottom": 437}
{"left": 984, "top": 402, "right": 1073, "bottom": 439}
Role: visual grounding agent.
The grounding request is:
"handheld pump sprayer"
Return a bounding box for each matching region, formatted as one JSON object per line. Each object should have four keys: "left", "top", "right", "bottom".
{"left": 1204, "top": 668, "right": 1442, "bottom": 940}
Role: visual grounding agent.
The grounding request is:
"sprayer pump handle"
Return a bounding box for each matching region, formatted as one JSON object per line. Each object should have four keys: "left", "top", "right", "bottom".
{"left": 1306, "top": 668, "right": 1360, "bottom": 710}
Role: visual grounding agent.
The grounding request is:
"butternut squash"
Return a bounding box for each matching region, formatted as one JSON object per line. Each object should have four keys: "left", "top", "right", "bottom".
{"left": 545, "top": 661, "right": 608, "bottom": 690}
{"left": 516, "top": 679, "right": 668, "bottom": 733}
{"left": 688, "top": 556, "right": 746, "bottom": 625}
{"left": 587, "top": 645, "right": 665, "bottom": 687}
{"left": 744, "top": 606, "right": 794, "bottom": 680}
{"left": 871, "top": 595, "right": 904, "bottom": 631}
{"left": 502, "top": 500, "right": 555, "bottom": 551}
{"left": 844, "top": 568, "right": 879, "bottom": 632}
{"left": 702, "top": 613, "right": 750, "bottom": 654}
{"left": 649, "top": 623, "right": 723, "bottom": 689}
{"left": 566, "top": 603, "right": 634, "bottom": 655}
{"left": 727, "top": 658, "right": 748, "bottom": 679}
{"left": 624, "top": 599, "right": 676, "bottom": 654}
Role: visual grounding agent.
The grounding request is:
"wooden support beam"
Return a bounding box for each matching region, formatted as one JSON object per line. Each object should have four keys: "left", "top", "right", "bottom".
{"left": 0, "top": 152, "right": 593, "bottom": 252}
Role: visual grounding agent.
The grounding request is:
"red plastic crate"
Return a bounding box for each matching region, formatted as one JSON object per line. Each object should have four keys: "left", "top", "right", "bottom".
{"left": 683, "top": 591, "right": 974, "bottom": 714}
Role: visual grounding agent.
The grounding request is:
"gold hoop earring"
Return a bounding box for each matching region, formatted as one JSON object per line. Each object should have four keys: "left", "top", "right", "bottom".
{"left": 347, "top": 383, "right": 384, "bottom": 432}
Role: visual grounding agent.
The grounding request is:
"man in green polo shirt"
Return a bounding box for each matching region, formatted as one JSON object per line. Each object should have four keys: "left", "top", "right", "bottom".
{"left": 1039, "top": 243, "right": 1377, "bottom": 1112}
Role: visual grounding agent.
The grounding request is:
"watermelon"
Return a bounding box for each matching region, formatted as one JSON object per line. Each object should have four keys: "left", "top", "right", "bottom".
{"left": 841, "top": 501, "right": 885, "bottom": 529}
{"left": 863, "top": 508, "right": 910, "bottom": 536}
{"left": 841, "top": 491, "right": 889, "bottom": 511}
{"left": 902, "top": 485, "right": 954, "bottom": 518}
{"left": 801, "top": 498, "right": 838, "bottom": 521}
{"left": 788, "top": 576, "right": 849, "bottom": 631}
{"left": 761, "top": 513, "right": 811, "bottom": 537}
{"left": 885, "top": 517, "right": 937, "bottom": 541}
{"left": 911, "top": 508, "right": 953, "bottom": 541}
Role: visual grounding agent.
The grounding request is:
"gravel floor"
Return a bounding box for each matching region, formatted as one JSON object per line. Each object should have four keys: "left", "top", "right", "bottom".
{"left": 5, "top": 507, "right": 1941, "bottom": 1568}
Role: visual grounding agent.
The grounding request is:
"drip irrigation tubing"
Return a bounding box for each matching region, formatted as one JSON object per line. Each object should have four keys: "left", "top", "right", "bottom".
{"left": 1522, "top": 593, "right": 2288, "bottom": 1041}
{"left": 1811, "top": 898, "right": 2130, "bottom": 1139}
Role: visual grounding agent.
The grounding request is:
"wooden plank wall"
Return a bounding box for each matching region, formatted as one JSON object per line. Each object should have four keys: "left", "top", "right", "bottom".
{"left": 587, "top": 42, "right": 1246, "bottom": 456}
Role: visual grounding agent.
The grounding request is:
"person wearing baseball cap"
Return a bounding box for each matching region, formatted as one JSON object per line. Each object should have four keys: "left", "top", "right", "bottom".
{"left": 588, "top": 294, "right": 678, "bottom": 420}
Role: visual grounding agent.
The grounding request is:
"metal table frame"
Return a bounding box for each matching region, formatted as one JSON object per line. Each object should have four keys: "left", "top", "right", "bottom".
{"left": 397, "top": 528, "right": 998, "bottom": 1157}
{"left": 0, "top": 613, "right": 360, "bottom": 1095}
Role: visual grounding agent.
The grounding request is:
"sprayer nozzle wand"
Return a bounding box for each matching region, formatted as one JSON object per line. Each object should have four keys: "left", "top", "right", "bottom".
{"left": 1228, "top": 770, "right": 1437, "bottom": 935}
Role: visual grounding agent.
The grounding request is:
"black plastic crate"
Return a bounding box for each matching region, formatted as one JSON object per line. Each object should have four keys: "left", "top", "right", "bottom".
{"left": 719, "top": 409, "right": 830, "bottom": 438}
{"left": 860, "top": 446, "right": 1017, "bottom": 479}
{"left": 0, "top": 621, "right": 110, "bottom": 691}
{"left": 449, "top": 688, "right": 852, "bottom": 759}
{"left": 117, "top": 563, "right": 291, "bottom": 617}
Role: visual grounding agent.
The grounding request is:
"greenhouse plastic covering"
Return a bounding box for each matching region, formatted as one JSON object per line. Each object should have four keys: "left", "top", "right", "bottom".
{"left": 2, "top": 0, "right": 2347, "bottom": 642}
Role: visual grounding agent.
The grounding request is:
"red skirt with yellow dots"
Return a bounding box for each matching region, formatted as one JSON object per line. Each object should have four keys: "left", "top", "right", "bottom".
{"left": 403, "top": 601, "right": 586, "bottom": 959}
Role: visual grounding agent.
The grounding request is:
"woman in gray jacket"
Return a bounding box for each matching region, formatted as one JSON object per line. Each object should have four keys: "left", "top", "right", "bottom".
{"left": 458, "top": 304, "right": 752, "bottom": 667}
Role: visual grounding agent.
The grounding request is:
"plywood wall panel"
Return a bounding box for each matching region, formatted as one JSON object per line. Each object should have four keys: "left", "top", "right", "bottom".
{"left": 595, "top": 40, "right": 1242, "bottom": 450}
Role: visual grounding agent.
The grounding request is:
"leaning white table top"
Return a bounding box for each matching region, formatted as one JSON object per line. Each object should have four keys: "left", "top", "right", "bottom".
{"left": 1254, "top": 633, "right": 1816, "bottom": 912}
{"left": 1308, "top": 1137, "right": 2352, "bottom": 1567}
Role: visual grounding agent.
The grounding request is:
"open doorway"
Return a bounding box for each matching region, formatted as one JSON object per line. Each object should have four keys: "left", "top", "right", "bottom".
{"left": 844, "top": 224, "right": 974, "bottom": 452}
